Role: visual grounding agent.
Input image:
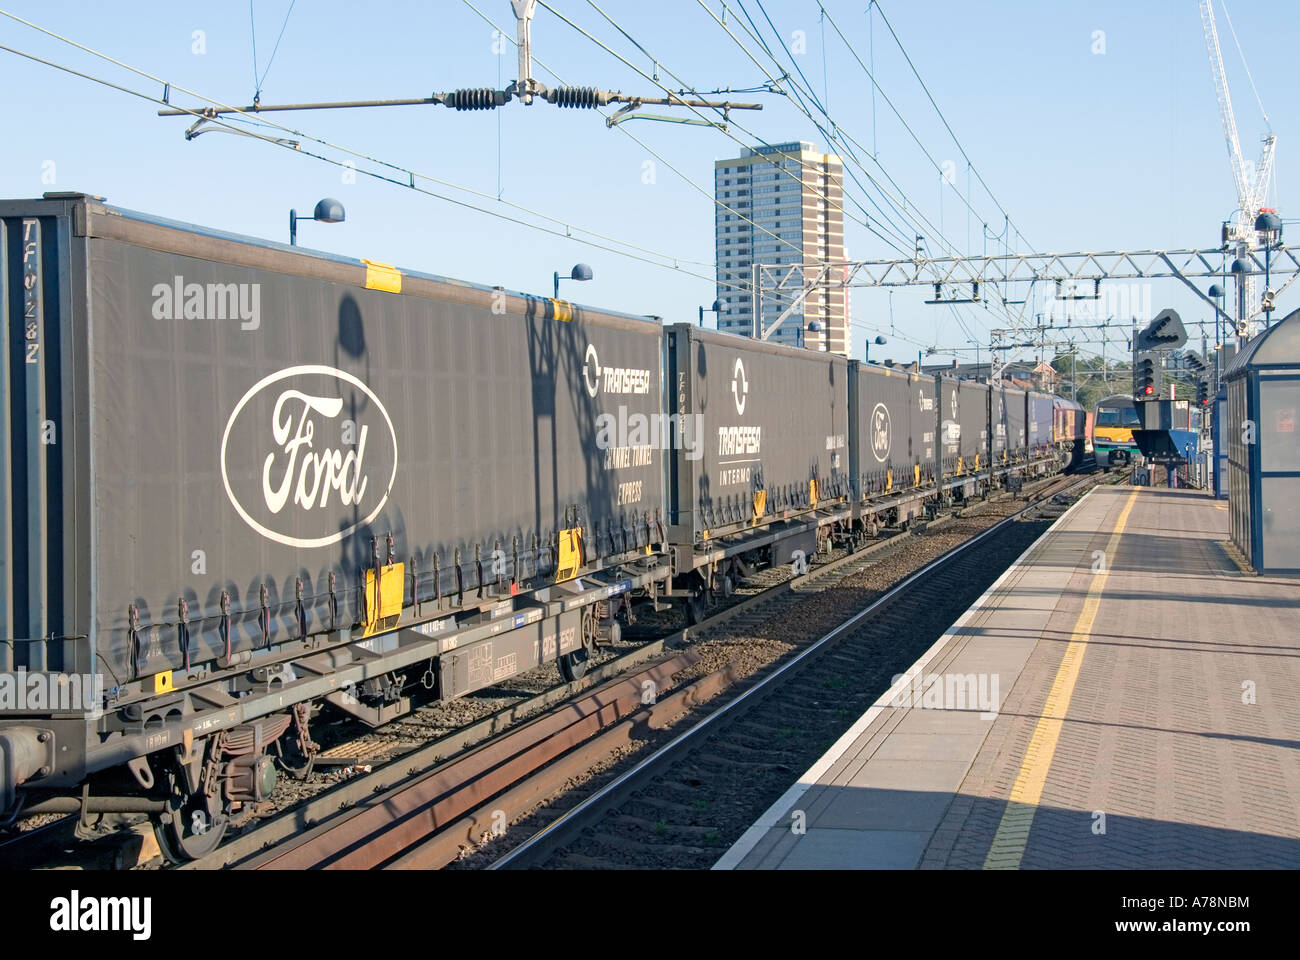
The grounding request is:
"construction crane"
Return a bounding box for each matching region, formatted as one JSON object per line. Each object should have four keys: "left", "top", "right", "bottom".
{"left": 1199, "top": 0, "right": 1276, "bottom": 337}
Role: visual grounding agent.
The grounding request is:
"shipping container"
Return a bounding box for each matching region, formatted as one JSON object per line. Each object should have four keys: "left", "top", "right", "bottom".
{"left": 848, "top": 361, "right": 937, "bottom": 498}
{"left": 1028, "top": 391, "right": 1057, "bottom": 451}
{"left": 664, "top": 324, "right": 849, "bottom": 550}
{"left": 941, "top": 378, "right": 990, "bottom": 475}
{"left": 0, "top": 194, "right": 667, "bottom": 687}
{"left": 992, "top": 384, "right": 1028, "bottom": 461}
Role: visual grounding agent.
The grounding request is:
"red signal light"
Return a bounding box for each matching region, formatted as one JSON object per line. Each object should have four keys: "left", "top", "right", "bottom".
{"left": 1143, "top": 386, "right": 1154, "bottom": 396}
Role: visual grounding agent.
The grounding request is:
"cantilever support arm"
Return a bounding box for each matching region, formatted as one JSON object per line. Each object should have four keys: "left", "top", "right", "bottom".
{"left": 511, "top": 0, "right": 540, "bottom": 103}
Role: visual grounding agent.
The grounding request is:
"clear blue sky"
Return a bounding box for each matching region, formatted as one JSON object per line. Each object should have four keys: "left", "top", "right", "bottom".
{"left": 1, "top": 1, "right": 1293, "bottom": 367}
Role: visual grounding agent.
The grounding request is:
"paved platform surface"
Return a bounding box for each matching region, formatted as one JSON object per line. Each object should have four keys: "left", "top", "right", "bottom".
{"left": 717, "top": 485, "right": 1300, "bottom": 869}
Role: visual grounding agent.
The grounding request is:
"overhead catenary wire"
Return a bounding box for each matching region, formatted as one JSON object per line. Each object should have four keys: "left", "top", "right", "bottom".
{"left": 251, "top": 0, "right": 298, "bottom": 101}
{"left": 743, "top": 0, "right": 1008, "bottom": 254}
{"left": 0, "top": 8, "right": 741, "bottom": 283}
{"left": 460, "top": 0, "right": 816, "bottom": 285}
{"left": 723, "top": 0, "right": 1010, "bottom": 276}
{"left": 863, "top": 1, "right": 1035, "bottom": 251}
{"left": 0, "top": 37, "right": 767, "bottom": 303}
{"left": 545, "top": 0, "right": 916, "bottom": 258}
{"left": 463, "top": 0, "right": 832, "bottom": 267}
{"left": 745, "top": 2, "right": 1043, "bottom": 350}
{"left": 556, "top": 0, "right": 956, "bottom": 343}
{"left": 723, "top": 1, "right": 938, "bottom": 253}
{"left": 709, "top": 1, "right": 1030, "bottom": 343}
{"left": 248, "top": 2, "right": 260, "bottom": 99}
{"left": 580, "top": 0, "right": 1009, "bottom": 347}
{"left": 778, "top": 2, "right": 1022, "bottom": 271}
{"left": 685, "top": 0, "right": 920, "bottom": 255}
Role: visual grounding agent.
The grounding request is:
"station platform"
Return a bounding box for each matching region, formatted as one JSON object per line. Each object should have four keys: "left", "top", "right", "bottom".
{"left": 717, "top": 485, "right": 1300, "bottom": 869}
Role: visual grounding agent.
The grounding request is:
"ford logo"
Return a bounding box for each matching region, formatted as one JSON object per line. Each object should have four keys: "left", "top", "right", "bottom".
{"left": 220, "top": 365, "right": 399, "bottom": 548}
{"left": 870, "top": 402, "right": 891, "bottom": 463}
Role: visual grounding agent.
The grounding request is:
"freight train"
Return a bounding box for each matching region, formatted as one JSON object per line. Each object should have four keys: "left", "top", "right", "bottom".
{"left": 0, "top": 194, "right": 1084, "bottom": 860}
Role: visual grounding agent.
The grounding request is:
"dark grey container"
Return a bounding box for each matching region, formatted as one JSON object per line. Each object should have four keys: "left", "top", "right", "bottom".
{"left": 941, "top": 378, "right": 990, "bottom": 474}
{"left": 1028, "top": 391, "right": 1057, "bottom": 452}
{"left": 848, "top": 361, "right": 938, "bottom": 497}
{"left": 0, "top": 195, "right": 666, "bottom": 682}
{"left": 664, "top": 324, "right": 849, "bottom": 547}
{"left": 991, "top": 383, "right": 1028, "bottom": 461}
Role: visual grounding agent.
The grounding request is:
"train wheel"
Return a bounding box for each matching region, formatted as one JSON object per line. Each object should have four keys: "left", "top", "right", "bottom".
{"left": 560, "top": 607, "right": 600, "bottom": 681}
{"left": 559, "top": 647, "right": 588, "bottom": 681}
{"left": 685, "top": 588, "right": 708, "bottom": 625}
{"left": 153, "top": 777, "right": 228, "bottom": 863}
{"left": 604, "top": 619, "right": 622, "bottom": 646}
{"left": 275, "top": 703, "right": 317, "bottom": 781}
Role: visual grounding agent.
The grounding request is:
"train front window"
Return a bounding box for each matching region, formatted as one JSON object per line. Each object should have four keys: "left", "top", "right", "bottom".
{"left": 1096, "top": 408, "right": 1140, "bottom": 427}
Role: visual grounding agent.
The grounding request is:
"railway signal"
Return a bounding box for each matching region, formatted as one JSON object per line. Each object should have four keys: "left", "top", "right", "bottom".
{"left": 1135, "top": 309, "right": 1189, "bottom": 352}
{"left": 1134, "top": 352, "right": 1160, "bottom": 399}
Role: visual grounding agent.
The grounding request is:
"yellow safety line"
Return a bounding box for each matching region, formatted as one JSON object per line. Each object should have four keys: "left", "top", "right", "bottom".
{"left": 982, "top": 488, "right": 1140, "bottom": 870}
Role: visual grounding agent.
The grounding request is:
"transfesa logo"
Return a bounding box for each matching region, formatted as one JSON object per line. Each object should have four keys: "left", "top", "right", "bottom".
{"left": 731, "top": 357, "right": 749, "bottom": 415}
{"left": 221, "top": 365, "right": 398, "bottom": 548}
{"left": 583, "top": 343, "right": 650, "bottom": 398}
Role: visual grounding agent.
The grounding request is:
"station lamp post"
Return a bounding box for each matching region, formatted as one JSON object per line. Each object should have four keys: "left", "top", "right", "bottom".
{"left": 805, "top": 319, "right": 823, "bottom": 350}
{"left": 865, "top": 334, "right": 886, "bottom": 363}
{"left": 966, "top": 338, "right": 981, "bottom": 379}
{"left": 1254, "top": 209, "right": 1283, "bottom": 326}
{"left": 1230, "top": 258, "right": 1249, "bottom": 339}
{"left": 1208, "top": 282, "right": 1225, "bottom": 386}
{"left": 554, "top": 263, "right": 593, "bottom": 299}
{"left": 289, "top": 198, "right": 345, "bottom": 246}
{"left": 698, "top": 299, "right": 722, "bottom": 328}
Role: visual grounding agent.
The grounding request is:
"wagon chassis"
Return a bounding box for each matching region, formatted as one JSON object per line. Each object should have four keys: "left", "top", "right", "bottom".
{"left": 9, "top": 542, "right": 674, "bottom": 857}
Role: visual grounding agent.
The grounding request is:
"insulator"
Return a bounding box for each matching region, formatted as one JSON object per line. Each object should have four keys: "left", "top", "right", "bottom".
{"left": 448, "top": 88, "right": 501, "bottom": 111}
{"left": 548, "top": 86, "right": 605, "bottom": 109}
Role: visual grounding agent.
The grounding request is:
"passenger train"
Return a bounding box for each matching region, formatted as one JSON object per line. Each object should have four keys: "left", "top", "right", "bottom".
{"left": 1093, "top": 394, "right": 1142, "bottom": 466}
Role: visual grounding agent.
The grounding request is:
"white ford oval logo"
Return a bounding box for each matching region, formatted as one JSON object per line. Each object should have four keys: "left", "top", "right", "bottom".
{"left": 870, "top": 402, "right": 892, "bottom": 462}
{"left": 220, "top": 365, "right": 399, "bottom": 548}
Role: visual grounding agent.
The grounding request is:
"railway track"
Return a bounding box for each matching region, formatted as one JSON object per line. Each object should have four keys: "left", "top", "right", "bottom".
{"left": 180, "top": 470, "right": 1104, "bottom": 870}
{"left": 482, "top": 471, "right": 1109, "bottom": 870}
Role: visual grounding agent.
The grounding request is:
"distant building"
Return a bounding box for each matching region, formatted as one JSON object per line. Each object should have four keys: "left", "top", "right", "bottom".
{"left": 714, "top": 142, "right": 847, "bottom": 355}
{"left": 921, "top": 359, "right": 1059, "bottom": 392}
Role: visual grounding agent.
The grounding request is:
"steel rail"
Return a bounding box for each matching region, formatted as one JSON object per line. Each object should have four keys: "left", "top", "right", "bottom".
{"left": 490, "top": 472, "right": 1097, "bottom": 868}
